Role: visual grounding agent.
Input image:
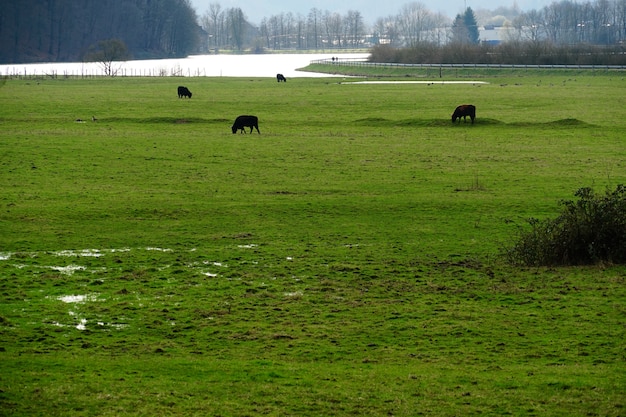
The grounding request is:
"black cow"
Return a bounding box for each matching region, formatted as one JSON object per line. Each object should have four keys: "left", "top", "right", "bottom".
{"left": 276, "top": 73, "right": 287, "bottom": 82}
{"left": 452, "top": 104, "right": 476, "bottom": 124}
{"left": 232, "top": 115, "right": 260, "bottom": 134}
{"left": 178, "top": 86, "right": 192, "bottom": 99}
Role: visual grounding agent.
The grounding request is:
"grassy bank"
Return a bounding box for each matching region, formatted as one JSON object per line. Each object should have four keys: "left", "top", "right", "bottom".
{"left": 1, "top": 74, "right": 625, "bottom": 416}
{"left": 299, "top": 62, "right": 626, "bottom": 78}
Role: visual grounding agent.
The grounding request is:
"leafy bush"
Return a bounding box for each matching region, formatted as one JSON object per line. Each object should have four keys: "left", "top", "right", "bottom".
{"left": 505, "top": 185, "right": 626, "bottom": 266}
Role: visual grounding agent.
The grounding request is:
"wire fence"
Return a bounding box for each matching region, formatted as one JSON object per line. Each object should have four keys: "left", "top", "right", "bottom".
{"left": 310, "top": 58, "right": 626, "bottom": 70}
{"left": 3, "top": 57, "right": 625, "bottom": 79}
{"left": 0, "top": 66, "right": 211, "bottom": 79}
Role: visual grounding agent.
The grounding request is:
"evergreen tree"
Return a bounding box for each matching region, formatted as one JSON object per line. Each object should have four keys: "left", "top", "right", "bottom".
{"left": 464, "top": 7, "right": 480, "bottom": 44}
{"left": 451, "top": 7, "right": 479, "bottom": 44}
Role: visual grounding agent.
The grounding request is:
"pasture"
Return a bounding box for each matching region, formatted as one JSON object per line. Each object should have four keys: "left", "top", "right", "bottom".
{"left": 0, "top": 73, "right": 625, "bottom": 416}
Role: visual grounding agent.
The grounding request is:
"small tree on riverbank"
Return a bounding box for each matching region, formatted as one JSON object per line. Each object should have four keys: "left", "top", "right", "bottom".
{"left": 83, "top": 39, "right": 131, "bottom": 76}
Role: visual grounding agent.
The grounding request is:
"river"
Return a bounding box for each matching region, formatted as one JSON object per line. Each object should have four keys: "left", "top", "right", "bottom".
{"left": 0, "top": 53, "right": 369, "bottom": 78}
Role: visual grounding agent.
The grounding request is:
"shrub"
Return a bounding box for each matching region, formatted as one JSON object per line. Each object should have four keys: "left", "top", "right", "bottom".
{"left": 505, "top": 185, "right": 626, "bottom": 266}
{"left": 368, "top": 43, "right": 626, "bottom": 66}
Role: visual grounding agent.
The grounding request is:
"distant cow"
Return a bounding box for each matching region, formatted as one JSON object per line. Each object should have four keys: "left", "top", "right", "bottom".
{"left": 178, "top": 86, "right": 192, "bottom": 99}
{"left": 452, "top": 104, "right": 476, "bottom": 124}
{"left": 232, "top": 115, "right": 260, "bottom": 134}
{"left": 276, "top": 74, "right": 287, "bottom": 82}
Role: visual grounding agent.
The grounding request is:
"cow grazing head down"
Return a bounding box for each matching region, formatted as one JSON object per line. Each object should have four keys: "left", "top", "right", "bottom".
{"left": 276, "top": 74, "right": 287, "bottom": 82}
{"left": 178, "top": 86, "right": 192, "bottom": 99}
{"left": 232, "top": 115, "right": 260, "bottom": 134}
{"left": 452, "top": 104, "right": 476, "bottom": 124}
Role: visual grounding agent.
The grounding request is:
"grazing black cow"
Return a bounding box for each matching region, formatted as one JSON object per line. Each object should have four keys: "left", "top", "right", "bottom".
{"left": 178, "top": 86, "right": 192, "bottom": 98}
{"left": 232, "top": 115, "right": 260, "bottom": 134}
{"left": 452, "top": 104, "right": 476, "bottom": 124}
{"left": 276, "top": 73, "right": 287, "bottom": 82}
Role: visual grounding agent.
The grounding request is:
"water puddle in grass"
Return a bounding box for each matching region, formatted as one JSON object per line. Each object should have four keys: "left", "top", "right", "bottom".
{"left": 7, "top": 246, "right": 302, "bottom": 290}
{"left": 75, "top": 318, "right": 88, "bottom": 330}
{"left": 12, "top": 245, "right": 321, "bottom": 332}
{"left": 52, "top": 318, "right": 128, "bottom": 331}
{"left": 12, "top": 245, "right": 299, "bottom": 286}
{"left": 342, "top": 80, "right": 489, "bottom": 85}
{"left": 50, "top": 247, "right": 170, "bottom": 256}
{"left": 52, "top": 294, "right": 129, "bottom": 331}
{"left": 238, "top": 244, "right": 258, "bottom": 249}
{"left": 284, "top": 291, "right": 303, "bottom": 298}
{"left": 201, "top": 261, "right": 228, "bottom": 277}
{"left": 57, "top": 294, "right": 98, "bottom": 303}
{"left": 185, "top": 260, "right": 228, "bottom": 278}
{"left": 145, "top": 247, "right": 173, "bottom": 252}
{"left": 50, "top": 265, "right": 86, "bottom": 275}
{"left": 53, "top": 249, "right": 104, "bottom": 257}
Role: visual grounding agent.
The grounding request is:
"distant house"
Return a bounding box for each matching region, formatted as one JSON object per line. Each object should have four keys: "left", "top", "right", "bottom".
{"left": 479, "top": 26, "right": 504, "bottom": 45}
{"left": 481, "top": 25, "right": 548, "bottom": 45}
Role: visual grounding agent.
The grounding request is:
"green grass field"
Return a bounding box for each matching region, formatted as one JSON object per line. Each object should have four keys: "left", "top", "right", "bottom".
{"left": 1, "top": 72, "right": 625, "bottom": 416}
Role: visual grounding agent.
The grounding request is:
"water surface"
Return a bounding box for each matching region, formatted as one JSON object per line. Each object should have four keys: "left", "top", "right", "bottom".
{"left": 0, "top": 53, "right": 369, "bottom": 78}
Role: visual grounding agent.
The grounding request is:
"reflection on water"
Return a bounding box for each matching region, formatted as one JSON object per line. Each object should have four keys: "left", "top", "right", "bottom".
{"left": 0, "top": 53, "right": 369, "bottom": 78}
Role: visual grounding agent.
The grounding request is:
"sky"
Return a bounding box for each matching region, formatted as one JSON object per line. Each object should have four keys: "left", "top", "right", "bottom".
{"left": 189, "top": 0, "right": 555, "bottom": 25}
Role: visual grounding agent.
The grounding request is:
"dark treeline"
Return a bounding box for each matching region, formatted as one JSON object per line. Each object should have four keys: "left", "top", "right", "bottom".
{"left": 0, "top": 0, "right": 199, "bottom": 64}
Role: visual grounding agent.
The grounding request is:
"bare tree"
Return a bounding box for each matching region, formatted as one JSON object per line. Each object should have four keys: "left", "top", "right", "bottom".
{"left": 510, "top": 9, "right": 546, "bottom": 43}
{"left": 285, "top": 12, "right": 296, "bottom": 48}
{"left": 397, "top": 2, "right": 433, "bottom": 46}
{"left": 428, "top": 12, "right": 451, "bottom": 45}
{"left": 227, "top": 7, "right": 246, "bottom": 50}
{"left": 295, "top": 14, "right": 306, "bottom": 49}
{"left": 618, "top": 0, "right": 626, "bottom": 43}
{"left": 324, "top": 11, "right": 343, "bottom": 47}
{"left": 307, "top": 8, "right": 323, "bottom": 49}
{"left": 373, "top": 16, "right": 401, "bottom": 46}
{"left": 161, "top": 0, "right": 200, "bottom": 56}
{"left": 201, "top": 3, "right": 225, "bottom": 50}
{"left": 259, "top": 17, "right": 271, "bottom": 49}
{"left": 591, "top": 0, "right": 615, "bottom": 43}
{"left": 345, "top": 10, "right": 365, "bottom": 47}
{"left": 83, "top": 38, "right": 131, "bottom": 76}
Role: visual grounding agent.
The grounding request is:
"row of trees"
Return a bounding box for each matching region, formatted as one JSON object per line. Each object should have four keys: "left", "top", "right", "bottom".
{"left": 0, "top": 0, "right": 199, "bottom": 64}
{"left": 259, "top": 9, "right": 367, "bottom": 50}
{"left": 199, "top": 4, "right": 257, "bottom": 51}
{"left": 369, "top": 0, "right": 626, "bottom": 47}
{"left": 510, "top": 0, "right": 626, "bottom": 45}
{"left": 198, "top": 0, "right": 626, "bottom": 52}
{"left": 198, "top": 4, "right": 476, "bottom": 50}
{"left": 3, "top": 0, "right": 626, "bottom": 64}
{"left": 198, "top": 5, "right": 370, "bottom": 51}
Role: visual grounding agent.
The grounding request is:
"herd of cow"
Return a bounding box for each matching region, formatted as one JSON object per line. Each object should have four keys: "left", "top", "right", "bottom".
{"left": 177, "top": 79, "right": 476, "bottom": 135}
